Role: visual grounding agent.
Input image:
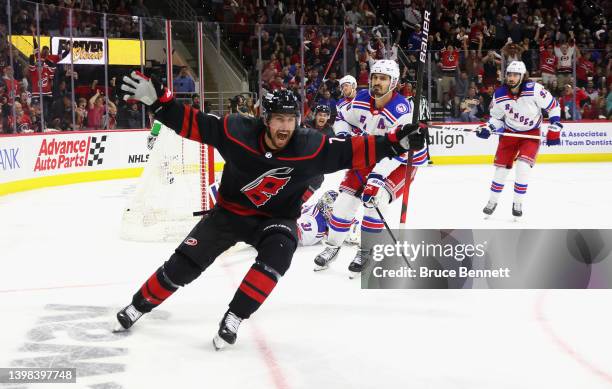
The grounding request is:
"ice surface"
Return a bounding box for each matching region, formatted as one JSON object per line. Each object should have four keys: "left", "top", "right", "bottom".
{"left": 1, "top": 163, "right": 611, "bottom": 388}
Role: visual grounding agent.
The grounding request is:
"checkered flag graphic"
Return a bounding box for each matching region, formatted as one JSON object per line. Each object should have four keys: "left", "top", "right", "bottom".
{"left": 88, "top": 135, "right": 108, "bottom": 166}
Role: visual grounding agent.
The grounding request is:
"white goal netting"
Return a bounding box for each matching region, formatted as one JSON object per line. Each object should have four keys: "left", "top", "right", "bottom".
{"left": 120, "top": 124, "right": 214, "bottom": 242}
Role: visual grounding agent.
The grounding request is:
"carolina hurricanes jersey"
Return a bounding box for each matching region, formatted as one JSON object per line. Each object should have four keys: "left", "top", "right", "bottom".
{"left": 334, "top": 89, "right": 428, "bottom": 177}
{"left": 487, "top": 81, "right": 561, "bottom": 133}
{"left": 154, "top": 99, "right": 402, "bottom": 219}
{"left": 28, "top": 63, "right": 55, "bottom": 95}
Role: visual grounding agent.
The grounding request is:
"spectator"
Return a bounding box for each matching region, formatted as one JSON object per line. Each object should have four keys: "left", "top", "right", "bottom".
{"left": 576, "top": 52, "right": 595, "bottom": 89}
{"left": 173, "top": 67, "right": 195, "bottom": 93}
{"left": 584, "top": 80, "right": 599, "bottom": 103}
{"left": 87, "top": 90, "right": 105, "bottom": 129}
{"left": 75, "top": 97, "right": 87, "bottom": 129}
{"left": 460, "top": 87, "right": 482, "bottom": 122}
{"left": 438, "top": 43, "right": 459, "bottom": 105}
{"left": 539, "top": 41, "right": 558, "bottom": 91}
{"left": 50, "top": 95, "right": 74, "bottom": 131}
{"left": 560, "top": 84, "right": 590, "bottom": 120}
{"left": 8, "top": 101, "right": 33, "bottom": 133}
{"left": 555, "top": 39, "right": 577, "bottom": 91}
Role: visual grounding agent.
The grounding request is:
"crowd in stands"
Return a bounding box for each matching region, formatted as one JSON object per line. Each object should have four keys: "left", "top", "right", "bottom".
{"left": 0, "top": 0, "right": 151, "bottom": 133}
{"left": 1, "top": 0, "right": 611, "bottom": 133}
{"left": 198, "top": 0, "right": 611, "bottom": 122}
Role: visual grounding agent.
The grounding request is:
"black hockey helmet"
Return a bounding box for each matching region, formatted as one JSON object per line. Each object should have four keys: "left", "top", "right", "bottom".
{"left": 314, "top": 104, "right": 331, "bottom": 115}
{"left": 261, "top": 89, "right": 300, "bottom": 122}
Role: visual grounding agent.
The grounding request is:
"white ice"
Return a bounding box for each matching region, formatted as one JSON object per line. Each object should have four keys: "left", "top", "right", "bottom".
{"left": 1, "top": 163, "right": 611, "bottom": 389}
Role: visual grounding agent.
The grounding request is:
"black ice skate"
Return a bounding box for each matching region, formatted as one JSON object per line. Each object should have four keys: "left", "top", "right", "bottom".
{"left": 483, "top": 201, "right": 497, "bottom": 219}
{"left": 512, "top": 202, "right": 522, "bottom": 220}
{"left": 314, "top": 244, "right": 341, "bottom": 271}
{"left": 348, "top": 249, "right": 371, "bottom": 279}
{"left": 213, "top": 310, "right": 243, "bottom": 351}
{"left": 114, "top": 304, "right": 144, "bottom": 332}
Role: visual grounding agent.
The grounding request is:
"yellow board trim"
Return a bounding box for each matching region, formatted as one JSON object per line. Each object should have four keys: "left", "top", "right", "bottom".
{"left": 0, "top": 168, "right": 144, "bottom": 196}
{"left": 429, "top": 153, "right": 612, "bottom": 165}
{"left": 1, "top": 163, "right": 226, "bottom": 196}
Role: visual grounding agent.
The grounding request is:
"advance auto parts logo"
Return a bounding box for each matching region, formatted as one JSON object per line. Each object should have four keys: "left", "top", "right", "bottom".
{"left": 34, "top": 135, "right": 108, "bottom": 171}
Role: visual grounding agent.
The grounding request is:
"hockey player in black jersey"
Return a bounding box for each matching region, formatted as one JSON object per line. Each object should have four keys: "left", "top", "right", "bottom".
{"left": 304, "top": 104, "right": 334, "bottom": 137}
{"left": 115, "top": 71, "right": 425, "bottom": 350}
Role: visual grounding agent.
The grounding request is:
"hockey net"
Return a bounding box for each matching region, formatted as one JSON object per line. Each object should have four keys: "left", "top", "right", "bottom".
{"left": 120, "top": 125, "right": 215, "bottom": 242}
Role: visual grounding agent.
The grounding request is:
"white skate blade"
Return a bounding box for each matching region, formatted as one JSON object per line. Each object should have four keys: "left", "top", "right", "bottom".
{"left": 213, "top": 335, "right": 229, "bottom": 351}
{"left": 313, "top": 264, "right": 329, "bottom": 272}
{"left": 112, "top": 320, "right": 129, "bottom": 333}
{"left": 349, "top": 271, "right": 360, "bottom": 279}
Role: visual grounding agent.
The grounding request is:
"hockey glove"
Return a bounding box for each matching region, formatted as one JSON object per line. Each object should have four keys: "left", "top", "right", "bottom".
{"left": 121, "top": 71, "right": 173, "bottom": 107}
{"left": 388, "top": 122, "right": 426, "bottom": 154}
{"left": 476, "top": 123, "right": 494, "bottom": 139}
{"left": 361, "top": 173, "right": 385, "bottom": 208}
{"left": 546, "top": 121, "right": 562, "bottom": 146}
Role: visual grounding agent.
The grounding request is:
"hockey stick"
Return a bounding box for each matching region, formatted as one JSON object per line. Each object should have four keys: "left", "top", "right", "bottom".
{"left": 429, "top": 124, "right": 544, "bottom": 140}
{"left": 355, "top": 172, "right": 411, "bottom": 267}
{"left": 308, "top": 31, "right": 346, "bottom": 111}
{"left": 399, "top": 6, "right": 431, "bottom": 227}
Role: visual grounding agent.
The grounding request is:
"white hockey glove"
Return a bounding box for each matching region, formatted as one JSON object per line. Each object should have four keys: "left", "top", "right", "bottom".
{"left": 121, "top": 71, "right": 172, "bottom": 106}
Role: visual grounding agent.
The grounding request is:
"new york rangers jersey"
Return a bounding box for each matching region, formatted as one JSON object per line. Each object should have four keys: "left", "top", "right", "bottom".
{"left": 297, "top": 204, "right": 328, "bottom": 246}
{"left": 334, "top": 89, "right": 428, "bottom": 176}
{"left": 488, "top": 81, "right": 561, "bottom": 132}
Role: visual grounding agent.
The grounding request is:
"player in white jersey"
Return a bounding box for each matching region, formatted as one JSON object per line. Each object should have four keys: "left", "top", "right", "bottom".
{"left": 336, "top": 75, "right": 357, "bottom": 117}
{"left": 476, "top": 61, "right": 561, "bottom": 219}
{"left": 314, "top": 59, "right": 429, "bottom": 276}
{"left": 297, "top": 190, "right": 360, "bottom": 246}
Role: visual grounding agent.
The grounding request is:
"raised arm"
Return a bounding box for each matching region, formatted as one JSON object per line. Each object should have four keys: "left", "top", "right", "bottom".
{"left": 120, "top": 71, "right": 224, "bottom": 147}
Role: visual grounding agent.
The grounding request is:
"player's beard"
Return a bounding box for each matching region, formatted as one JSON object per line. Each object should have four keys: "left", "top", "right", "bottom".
{"left": 266, "top": 126, "right": 293, "bottom": 150}
{"left": 371, "top": 83, "right": 391, "bottom": 99}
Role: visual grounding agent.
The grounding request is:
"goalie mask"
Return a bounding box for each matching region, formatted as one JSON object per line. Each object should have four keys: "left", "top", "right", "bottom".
{"left": 316, "top": 190, "right": 339, "bottom": 222}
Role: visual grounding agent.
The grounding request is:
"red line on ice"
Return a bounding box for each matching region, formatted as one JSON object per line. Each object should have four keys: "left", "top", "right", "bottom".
{"left": 535, "top": 291, "right": 612, "bottom": 384}
{"left": 221, "top": 264, "right": 290, "bottom": 389}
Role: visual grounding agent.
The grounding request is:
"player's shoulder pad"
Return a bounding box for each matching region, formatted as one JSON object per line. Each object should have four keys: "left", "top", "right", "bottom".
{"left": 532, "top": 81, "right": 547, "bottom": 93}
{"left": 522, "top": 81, "right": 535, "bottom": 92}
{"left": 354, "top": 89, "right": 371, "bottom": 104}
{"left": 388, "top": 93, "right": 412, "bottom": 118}
{"left": 225, "top": 114, "right": 263, "bottom": 150}
{"left": 351, "top": 89, "right": 371, "bottom": 112}
{"left": 336, "top": 97, "right": 351, "bottom": 109}
{"left": 288, "top": 127, "right": 328, "bottom": 157}
{"left": 493, "top": 85, "right": 510, "bottom": 99}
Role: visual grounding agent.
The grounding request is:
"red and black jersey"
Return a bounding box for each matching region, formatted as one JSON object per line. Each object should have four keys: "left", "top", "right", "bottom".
{"left": 154, "top": 99, "right": 398, "bottom": 219}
